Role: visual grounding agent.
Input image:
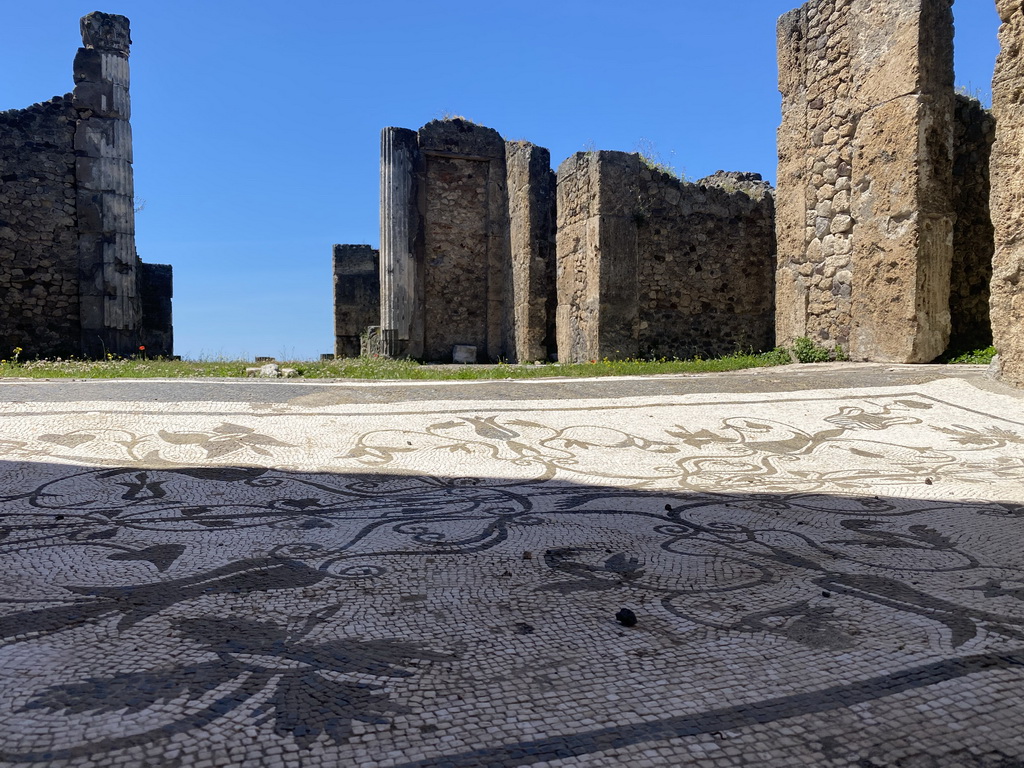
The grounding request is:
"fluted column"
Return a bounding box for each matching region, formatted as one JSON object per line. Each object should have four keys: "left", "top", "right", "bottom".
{"left": 379, "top": 127, "right": 421, "bottom": 358}
{"left": 74, "top": 11, "right": 139, "bottom": 356}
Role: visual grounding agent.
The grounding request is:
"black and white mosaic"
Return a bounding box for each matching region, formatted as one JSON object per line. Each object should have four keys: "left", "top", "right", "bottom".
{"left": 1, "top": 379, "right": 1023, "bottom": 766}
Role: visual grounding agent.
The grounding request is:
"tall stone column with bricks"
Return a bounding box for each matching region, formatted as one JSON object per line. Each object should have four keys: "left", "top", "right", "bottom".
{"left": 775, "top": 0, "right": 956, "bottom": 363}
{"left": 991, "top": 0, "right": 1024, "bottom": 388}
{"left": 74, "top": 12, "right": 140, "bottom": 357}
{"left": 505, "top": 141, "right": 556, "bottom": 363}
{"left": 555, "top": 152, "right": 641, "bottom": 363}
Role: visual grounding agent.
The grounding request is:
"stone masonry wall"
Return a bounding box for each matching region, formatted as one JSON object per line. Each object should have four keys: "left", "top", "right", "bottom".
{"left": 0, "top": 98, "right": 81, "bottom": 358}
{"left": 638, "top": 171, "right": 776, "bottom": 359}
{"left": 333, "top": 244, "right": 379, "bottom": 358}
{"left": 419, "top": 120, "right": 509, "bottom": 362}
{"left": 776, "top": 0, "right": 855, "bottom": 352}
{"left": 991, "top": 0, "right": 1024, "bottom": 387}
{"left": 376, "top": 119, "right": 556, "bottom": 363}
{"left": 950, "top": 94, "right": 995, "bottom": 350}
{"left": 555, "top": 153, "right": 776, "bottom": 363}
{"left": 0, "top": 11, "right": 173, "bottom": 359}
{"left": 138, "top": 261, "right": 173, "bottom": 356}
{"left": 776, "top": 0, "right": 957, "bottom": 363}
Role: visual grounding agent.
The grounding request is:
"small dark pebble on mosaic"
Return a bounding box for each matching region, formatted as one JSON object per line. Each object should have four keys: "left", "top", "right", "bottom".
{"left": 616, "top": 608, "right": 638, "bottom": 627}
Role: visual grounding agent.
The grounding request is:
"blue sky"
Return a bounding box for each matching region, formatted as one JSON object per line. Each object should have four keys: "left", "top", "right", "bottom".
{"left": 2, "top": 1, "right": 1002, "bottom": 360}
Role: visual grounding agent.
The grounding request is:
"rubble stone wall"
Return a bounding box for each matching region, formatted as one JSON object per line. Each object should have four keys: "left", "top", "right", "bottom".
{"left": 555, "top": 153, "right": 776, "bottom": 363}
{"left": 637, "top": 170, "right": 776, "bottom": 359}
{"left": 991, "top": 0, "right": 1024, "bottom": 387}
{"left": 419, "top": 120, "right": 509, "bottom": 363}
{"left": 950, "top": 94, "right": 995, "bottom": 350}
{"left": 0, "top": 98, "right": 81, "bottom": 358}
{"left": 333, "top": 244, "right": 380, "bottom": 358}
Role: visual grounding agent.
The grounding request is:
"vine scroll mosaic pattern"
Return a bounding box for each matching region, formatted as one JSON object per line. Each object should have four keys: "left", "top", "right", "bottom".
{"left": 0, "top": 379, "right": 1023, "bottom": 766}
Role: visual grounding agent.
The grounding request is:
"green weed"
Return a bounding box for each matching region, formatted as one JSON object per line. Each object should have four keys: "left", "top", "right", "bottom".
{"left": 792, "top": 337, "right": 838, "bottom": 363}
{"left": 0, "top": 351, "right": 793, "bottom": 381}
{"left": 941, "top": 346, "right": 997, "bottom": 365}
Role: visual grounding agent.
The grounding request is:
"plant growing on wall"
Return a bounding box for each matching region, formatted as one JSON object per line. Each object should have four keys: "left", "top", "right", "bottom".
{"left": 955, "top": 83, "right": 992, "bottom": 108}
{"left": 792, "top": 337, "right": 848, "bottom": 363}
{"left": 635, "top": 138, "right": 685, "bottom": 181}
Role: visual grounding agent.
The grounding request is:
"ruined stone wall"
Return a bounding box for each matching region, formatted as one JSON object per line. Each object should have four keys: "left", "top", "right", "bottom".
{"left": 138, "top": 262, "right": 173, "bottom": 356}
{"left": 0, "top": 98, "right": 81, "bottom": 358}
{"left": 418, "top": 120, "right": 508, "bottom": 362}
{"left": 0, "top": 12, "right": 173, "bottom": 359}
{"left": 637, "top": 171, "right": 776, "bottom": 359}
{"left": 991, "top": 0, "right": 1024, "bottom": 387}
{"left": 555, "top": 153, "right": 776, "bottom": 363}
{"left": 776, "top": 0, "right": 957, "bottom": 363}
{"left": 506, "top": 142, "right": 556, "bottom": 362}
{"left": 950, "top": 94, "right": 995, "bottom": 350}
{"left": 333, "top": 244, "right": 379, "bottom": 358}
{"left": 377, "top": 120, "right": 555, "bottom": 363}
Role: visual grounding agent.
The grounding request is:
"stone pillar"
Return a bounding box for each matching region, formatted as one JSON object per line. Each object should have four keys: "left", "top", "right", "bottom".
{"left": 556, "top": 153, "right": 597, "bottom": 363}
{"left": 333, "top": 244, "right": 380, "bottom": 358}
{"left": 991, "top": 0, "right": 1024, "bottom": 387}
{"left": 594, "top": 153, "right": 640, "bottom": 361}
{"left": 379, "top": 127, "right": 421, "bottom": 358}
{"left": 774, "top": 0, "right": 956, "bottom": 363}
{"left": 774, "top": 7, "right": 812, "bottom": 345}
{"left": 505, "top": 141, "right": 556, "bottom": 363}
{"left": 74, "top": 12, "right": 139, "bottom": 357}
{"left": 848, "top": 0, "right": 955, "bottom": 363}
{"left": 555, "top": 152, "right": 640, "bottom": 363}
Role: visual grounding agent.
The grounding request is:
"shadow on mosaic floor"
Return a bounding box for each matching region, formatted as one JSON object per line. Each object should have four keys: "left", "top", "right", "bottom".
{"left": 1, "top": 459, "right": 1023, "bottom": 766}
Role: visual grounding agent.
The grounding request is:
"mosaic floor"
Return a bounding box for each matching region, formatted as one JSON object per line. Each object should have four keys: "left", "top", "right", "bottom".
{"left": 1, "top": 374, "right": 1023, "bottom": 767}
